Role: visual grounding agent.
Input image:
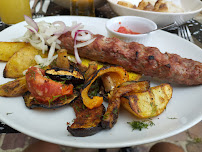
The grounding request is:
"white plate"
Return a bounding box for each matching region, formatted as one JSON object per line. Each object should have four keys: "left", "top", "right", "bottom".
{"left": 0, "top": 16, "right": 202, "bottom": 149}
{"left": 108, "top": 0, "right": 202, "bottom": 27}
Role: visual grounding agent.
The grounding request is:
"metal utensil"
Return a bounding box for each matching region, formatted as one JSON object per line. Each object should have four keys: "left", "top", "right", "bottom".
{"left": 178, "top": 25, "right": 194, "bottom": 43}
{"left": 31, "top": 0, "right": 40, "bottom": 14}
{"left": 143, "top": 22, "right": 178, "bottom": 34}
{"left": 34, "top": 0, "right": 46, "bottom": 18}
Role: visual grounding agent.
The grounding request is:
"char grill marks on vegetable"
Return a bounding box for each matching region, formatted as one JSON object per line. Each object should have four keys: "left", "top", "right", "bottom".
{"left": 59, "top": 32, "right": 202, "bottom": 86}
{"left": 102, "top": 81, "right": 151, "bottom": 129}
{"left": 67, "top": 98, "right": 105, "bottom": 137}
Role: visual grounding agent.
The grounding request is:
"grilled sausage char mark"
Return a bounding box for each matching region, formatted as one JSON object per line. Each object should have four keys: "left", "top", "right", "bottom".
{"left": 59, "top": 32, "right": 202, "bottom": 86}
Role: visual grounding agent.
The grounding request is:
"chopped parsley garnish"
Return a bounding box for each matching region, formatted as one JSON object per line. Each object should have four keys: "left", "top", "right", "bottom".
{"left": 127, "top": 120, "right": 155, "bottom": 131}
{"left": 113, "top": 108, "right": 118, "bottom": 115}
{"left": 103, "top": 113, "right": 109, "bottom": 120}
{"left": 48, "top": 95, "right": 62, "bottom": 106}
{"left": 75, "top": 105, "right": 80, "bottom": 112}
{"left": 85, "top": 114, "right": 91, "bottom": 118}
{"left": 82, "top": 104, "right": 86, "bottom": 109}
{"left": 75, "top": 84, "right": 84, "bottom": 90}
{"left": 88, "top": 79, "right": 100, "bottom": 97}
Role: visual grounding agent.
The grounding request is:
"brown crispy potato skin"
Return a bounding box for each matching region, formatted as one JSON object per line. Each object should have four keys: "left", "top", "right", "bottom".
{"left": 0, "top": 42, "right": 29, "bottom": 62}
{"left": 121, "top": 83, "right": 173, "bottom": 118}
{"left": 3, "top": 45, "right": 47, "bottom": 78}
{"left": 0, "top": 76, "right": 27, "bottom": 97}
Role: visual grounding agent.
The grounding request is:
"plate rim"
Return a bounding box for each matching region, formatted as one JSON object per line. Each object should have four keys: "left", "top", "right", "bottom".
{"left": 0, "top": 16, "right": 202, "bottom": 149}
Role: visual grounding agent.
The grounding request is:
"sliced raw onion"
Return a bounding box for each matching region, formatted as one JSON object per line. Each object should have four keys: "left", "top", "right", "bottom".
{"left": 73, "top": 30, "right": 96, "bottom": 64}
{"left": 46, "top": 35, "right": 60, "bottom": 45}
{"left": 56, "top": 39, "right": 61, "bottom": 44}
{"left": 75, "top": 37, "right": 96, "bottom": 48}
{"left": 74, "top": 47, "right": 82, "bottom": 64}
{"left": 71, "top": 24, "right": 84, "bottom": 39}
{"left": 63, "top": 23, "right": 81, "bottom": 34}
{"left": 24, "top": 15, "right": 39, "bottom": 32}
{"left": 75, "top": 30, "right": 93, "bottom": 41}
{"left": 53, "top": 21, "right": 66, "bottom": 35}
{"left": 35, "top": 55, "right": 44, "bottom": 64}
{"left": 34, "top": 54, "right": 58, "bottom": 67}
{"left": 48, "top": 42, "right": 56, "bottom": 60}
{"left": 76, "top": 32, "right": 91, "bottom": 41}
{"left": 55, "top": 44, "right": 61, "bottom": 50}
{"left": 35, "top": 32, "right": 46, "bottom": 54}
{"left": 25, "top": 25, "right": 37, "bottom": 34}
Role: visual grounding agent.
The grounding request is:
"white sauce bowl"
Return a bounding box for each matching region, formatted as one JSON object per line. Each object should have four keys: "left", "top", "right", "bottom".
{"left": 106, "top": 16, "right": 157, "bottom": 44}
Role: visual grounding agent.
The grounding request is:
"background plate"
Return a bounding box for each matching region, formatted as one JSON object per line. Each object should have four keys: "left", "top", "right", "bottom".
{"left": 107, "top": 0, "right": 202, "bottom": 27}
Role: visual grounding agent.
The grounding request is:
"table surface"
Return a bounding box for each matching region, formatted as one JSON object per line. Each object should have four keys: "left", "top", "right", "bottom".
{"left": 0, "top": 1, "right": 202, "bottom": 134}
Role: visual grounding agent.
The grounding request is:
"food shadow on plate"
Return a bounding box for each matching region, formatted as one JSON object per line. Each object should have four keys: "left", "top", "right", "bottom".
{"left": 139, "top": 75, "right": 199, "bottom": 88}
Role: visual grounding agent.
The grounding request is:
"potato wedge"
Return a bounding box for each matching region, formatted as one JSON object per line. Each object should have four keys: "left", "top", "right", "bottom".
{"left": 3, "top": 45, "right": 47, "bottom": 78}
{"left": 121, "top": 83, "right": 173, "bottom": 118}
{"left": 0, "top": 76, "right": 27, "bottom": 97}
{"left": 0, "top": 42, "right": 29, "bottom": 61}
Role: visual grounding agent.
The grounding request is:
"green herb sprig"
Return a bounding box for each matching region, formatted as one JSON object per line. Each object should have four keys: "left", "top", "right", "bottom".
{"left": 127, "top": 120, "right": 155, "bottom": 131}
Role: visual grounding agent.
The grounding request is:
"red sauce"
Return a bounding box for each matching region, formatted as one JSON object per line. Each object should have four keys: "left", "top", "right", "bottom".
{"left": 116, "top": 26, "right": 140, "bottom": 35}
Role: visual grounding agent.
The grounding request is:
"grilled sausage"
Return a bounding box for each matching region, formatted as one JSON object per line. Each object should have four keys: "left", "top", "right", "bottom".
{"left": 59, "top": 32, "right": 202, "bottom": 85}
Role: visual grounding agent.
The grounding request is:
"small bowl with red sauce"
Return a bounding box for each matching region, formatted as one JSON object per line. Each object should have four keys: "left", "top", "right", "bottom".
{"left": 106, "top": 16, "right": 157, "bottom": 44}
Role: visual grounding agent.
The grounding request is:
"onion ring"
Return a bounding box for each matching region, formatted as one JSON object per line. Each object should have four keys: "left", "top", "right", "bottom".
{"left": 24, "top": 15, "right": 39, "bottom": 33}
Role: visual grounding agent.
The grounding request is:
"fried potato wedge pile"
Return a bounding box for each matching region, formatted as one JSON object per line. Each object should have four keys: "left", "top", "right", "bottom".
{"left": 0, "top": 42, "right": 48, "bottom": 97}
{"left": 121, "top": 83, "right": 173, "bottom": 118}
{"left": 0, "top": 42, "right": 29, "bottom": 62}
{"left": 3, "top": 44, "right": 47, "bottom": 78}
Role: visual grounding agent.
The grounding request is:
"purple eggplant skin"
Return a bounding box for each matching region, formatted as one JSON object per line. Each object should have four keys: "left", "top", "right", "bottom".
{"left": 67, "top": 124, "right": 103, "bottom": 137}
{"left": 67, "top": 98, "right": 106, "bottom": 137}
{"left": 45, "top": 67, "right": 85, "bottom": 86}
{"left": 23, "top": 91, "right": 79, "bottom": 109}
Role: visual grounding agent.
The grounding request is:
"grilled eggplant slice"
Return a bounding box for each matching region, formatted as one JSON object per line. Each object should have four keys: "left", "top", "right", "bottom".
{"left": 23, "top": 90, "right": 79, "bottom": 109}
{"left": 102, "top": 81, "right": 150, "bottom": 129}
{"left": 45, "top": 67, "right": 84, "bottom": 85}
{"left": 67, "top": 98, "right": 105, "bottom": 137}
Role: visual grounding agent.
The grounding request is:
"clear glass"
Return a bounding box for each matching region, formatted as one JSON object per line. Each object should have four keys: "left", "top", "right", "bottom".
{"left": 0, "top": 0, "right": 32, "bottom": 24}
{"left": 70, "top": 0, "right": 95, "bottom": 17}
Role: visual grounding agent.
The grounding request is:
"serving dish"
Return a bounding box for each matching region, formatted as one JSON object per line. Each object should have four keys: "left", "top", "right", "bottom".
{"left": 106, "top": 16, "right": 157, "bottom": 43}
{"left": 107, "top": 0, "right": 202, "bottom": 27}
{"left": 0, "top": 16, "right": 202, "bottom": 148}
